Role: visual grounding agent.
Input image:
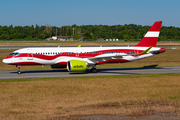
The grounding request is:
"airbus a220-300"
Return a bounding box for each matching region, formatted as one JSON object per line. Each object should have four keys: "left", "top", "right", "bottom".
{"left": 3, "top": 21, "right": 169, "bottom": 74}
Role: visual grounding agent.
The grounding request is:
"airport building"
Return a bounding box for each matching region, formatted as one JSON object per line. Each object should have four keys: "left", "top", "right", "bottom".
{"left": 52, "top": 36, "right": 69, "bottom": 41}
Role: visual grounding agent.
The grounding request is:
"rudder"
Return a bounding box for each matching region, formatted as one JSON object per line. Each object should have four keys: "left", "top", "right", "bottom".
{"left": 134, "top": 21, "right": 162, "bottom": 47}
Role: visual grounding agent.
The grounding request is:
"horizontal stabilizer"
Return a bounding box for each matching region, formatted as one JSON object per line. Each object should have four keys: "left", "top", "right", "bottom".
{"left": 149, "top": 48, "right": 176, "bottom": 54}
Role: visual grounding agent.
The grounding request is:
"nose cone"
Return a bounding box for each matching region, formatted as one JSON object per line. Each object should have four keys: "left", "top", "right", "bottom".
{"left": 2, "top": 58, "right": 10, "bottom": 64}
{"left": 3, "top": 59, "right": 7, "bottom": 64}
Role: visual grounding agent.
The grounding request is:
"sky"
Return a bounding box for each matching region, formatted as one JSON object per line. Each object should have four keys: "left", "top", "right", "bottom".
{"left": 0, "top": 0, "right": 180, "bottom": 27}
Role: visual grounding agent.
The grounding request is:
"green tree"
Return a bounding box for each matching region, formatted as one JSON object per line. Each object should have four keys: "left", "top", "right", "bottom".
{"left": 13, "top": 33, "right": 23, "bottom": 39}
{"left": 38, "top": 34, "right": 45, "bottom": 39}
{"left": 74, "top": 34, "right": 80, "bottom": 40}
{"left": 0, "top": 33, "right": 10, "bottom": 39}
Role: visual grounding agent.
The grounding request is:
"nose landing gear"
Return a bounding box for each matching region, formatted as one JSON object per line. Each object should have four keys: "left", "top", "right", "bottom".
{"left": 16, "top": 65, "right": 22, "bottom": 74}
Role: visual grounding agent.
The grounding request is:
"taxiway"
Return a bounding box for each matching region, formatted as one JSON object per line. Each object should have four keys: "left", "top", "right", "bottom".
{"left": 0, "top": 66, "right": 180, "bottom": 79}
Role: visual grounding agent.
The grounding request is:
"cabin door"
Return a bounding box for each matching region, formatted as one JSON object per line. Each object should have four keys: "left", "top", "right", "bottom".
{"left": 27, "top": 49, "right": 33, "bottom": 60}
{"left": 75, "top": 51, "right": 79, "bottom": 57}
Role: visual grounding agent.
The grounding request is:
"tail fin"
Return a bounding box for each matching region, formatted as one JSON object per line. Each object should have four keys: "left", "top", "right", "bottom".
{"left": 134, "top": 21, "right": 162, "bottom": 47}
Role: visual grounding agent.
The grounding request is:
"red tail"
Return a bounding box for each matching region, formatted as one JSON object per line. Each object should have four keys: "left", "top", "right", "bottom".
{"left": 134, "top": 21, "right": 162, "bottom": 47}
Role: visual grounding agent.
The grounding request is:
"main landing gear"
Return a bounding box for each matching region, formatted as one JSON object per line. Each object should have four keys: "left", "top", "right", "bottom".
{"left": 90, "top": 64, "right": 97, "bottom": 73}
{"left": 16, "top": 65, "right": 22, "bottom": 74}
{"left": 91, "top": 68, "right": 97, "bottom": 73}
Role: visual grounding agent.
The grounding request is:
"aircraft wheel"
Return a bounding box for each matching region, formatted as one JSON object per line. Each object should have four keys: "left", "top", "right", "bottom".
{"left": 17, "top": 71, "right": 21, "bottom": 74}
{"left": 91, "top": 68, "right": 97, "bottom": 73}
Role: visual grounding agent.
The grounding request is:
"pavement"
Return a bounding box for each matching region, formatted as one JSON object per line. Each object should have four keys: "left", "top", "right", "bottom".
{"left": 0, "top": 66, "right": 180, "bottom": 79}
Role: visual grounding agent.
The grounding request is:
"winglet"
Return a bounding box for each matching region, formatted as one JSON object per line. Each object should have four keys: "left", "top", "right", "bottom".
{"left": 140, "top": 46, "right": 152, "bottom": 54}
{"left": 78, "top": 44, "right": 81, "bottom": 47}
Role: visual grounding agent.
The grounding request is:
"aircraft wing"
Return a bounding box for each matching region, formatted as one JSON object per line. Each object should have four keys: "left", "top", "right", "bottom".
{"left": 88, "top": 46, "right": 152, "bottom": 61}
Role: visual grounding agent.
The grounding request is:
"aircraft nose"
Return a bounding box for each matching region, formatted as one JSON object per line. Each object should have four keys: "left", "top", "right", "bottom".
{"left": 3, "top": 59, "right": 6, "bottom": 63}
{"left": 2, "top": 59, "right": 9, "bottom": 64}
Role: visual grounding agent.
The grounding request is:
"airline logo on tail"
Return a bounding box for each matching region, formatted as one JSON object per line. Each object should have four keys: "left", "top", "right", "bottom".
{"left": 134, "top": 21, "right": 162, "bottom": 47}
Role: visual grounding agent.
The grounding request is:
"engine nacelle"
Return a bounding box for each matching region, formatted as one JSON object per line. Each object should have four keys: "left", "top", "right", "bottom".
{"left": 67, "top": 60, "right": 87, "bottom": 72}
{"left": 50, "top": 64, "right": 66, "bottom": 69}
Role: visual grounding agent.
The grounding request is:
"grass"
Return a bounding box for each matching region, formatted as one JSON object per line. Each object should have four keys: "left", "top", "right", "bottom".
{"left": 1, "top": 47, "right": 180, "bottom": 71}
{"left": 0, "top": 40, "right": 180, "bottom": 47}
{"left": 0, "top": 40, "right": 136, "bottom": 46}
{"left": 1, "top": 74, "right": 180, "bottom": 119}
{"left": 1, "top": 40, "right": 180, "bottom": 119}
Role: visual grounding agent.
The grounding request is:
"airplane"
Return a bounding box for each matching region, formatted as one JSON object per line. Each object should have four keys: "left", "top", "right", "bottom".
{"left": 3, "top": 21, "right": 168, "bottom": 74}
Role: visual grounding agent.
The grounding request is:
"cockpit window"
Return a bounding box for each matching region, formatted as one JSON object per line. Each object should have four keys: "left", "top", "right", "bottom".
{"left": 8, "top": 52, "right": 20, "bottom": 56}
{"left": 14, "top": 52, "right": 20, "bottom": 56}
{"left": 8, "top": 53, "right": 14, "bottom": 56}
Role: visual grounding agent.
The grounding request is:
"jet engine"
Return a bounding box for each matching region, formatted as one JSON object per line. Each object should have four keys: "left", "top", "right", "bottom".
{"left": 67, "top": 60, "right": 87, "bottom": 72}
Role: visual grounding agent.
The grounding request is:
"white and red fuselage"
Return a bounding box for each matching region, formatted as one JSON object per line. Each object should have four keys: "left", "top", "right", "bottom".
{"left": 3, "top": 21, "right": 166, "bottom": 73}
{"left": 2, "top": 46, "right": 164, "bottom": 65}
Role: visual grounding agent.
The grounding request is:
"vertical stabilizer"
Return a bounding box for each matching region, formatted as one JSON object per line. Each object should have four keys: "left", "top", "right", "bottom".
{"left": 134, "top": 21, "right": 162, "bottom": 47}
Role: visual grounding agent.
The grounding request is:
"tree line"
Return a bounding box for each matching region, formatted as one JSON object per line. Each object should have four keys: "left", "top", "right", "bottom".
{"left": 0, "top": 24, "right": 180, "bottom": 40}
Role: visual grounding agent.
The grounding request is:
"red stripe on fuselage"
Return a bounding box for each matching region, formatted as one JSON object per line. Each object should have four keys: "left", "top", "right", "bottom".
{"left": 5, "top": 49, "right": 144, "bottom": 60}
{"left": 56, "top": 62, "right": 67, "bottom": 66}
